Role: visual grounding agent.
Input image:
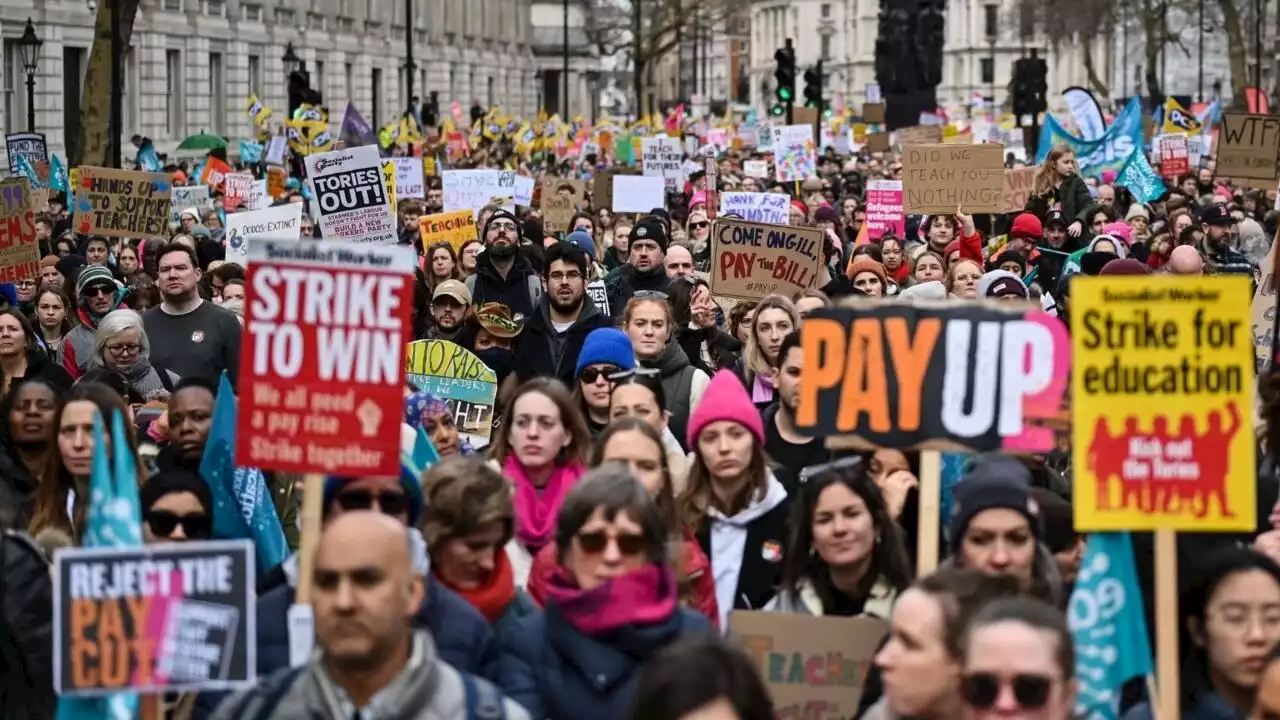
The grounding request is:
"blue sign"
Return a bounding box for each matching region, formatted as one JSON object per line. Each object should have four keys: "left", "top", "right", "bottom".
{"left": 1037, "top": 98, "right": 1144, "bottom": 179}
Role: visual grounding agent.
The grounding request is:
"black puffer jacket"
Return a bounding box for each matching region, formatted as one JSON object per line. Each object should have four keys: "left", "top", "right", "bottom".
{"left": 0, "top": 444, "right": 37, "bottom": 531}
{"left": 0, "top": 530, "right": 55, "bottom": 720}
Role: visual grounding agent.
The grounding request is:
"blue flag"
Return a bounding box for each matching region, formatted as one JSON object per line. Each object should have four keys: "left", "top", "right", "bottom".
{"left": 239, "top": 140, "right": 264, "bottom": 164}
{"left": 56, "top": 410, "right": 142, "bottom": 720}
{"left": 413, "top": 427, "right": 441, "bottom": 471}
{"left": 137, "top": 141, "right": 162, "bottom": 172}
{"left": 199, "top": 373, "right": 289, "bottom": 573}
{"left": 14, "top": 154, "right": 43, "bottom": 188}
{"left": 1116, "top": 150, "right": 1166, "bottom": 204}
{"left": 50, "top": 155, "right": 69, "bottom": 192}
{"left": 340, "top": 101, "right": 377, "bottom": 148}
{"left": 1038, "top": 98, "right": 1144, "bottom": 179}
{"left": 1069, "top": 532, "right": 1153, "bottom": 719}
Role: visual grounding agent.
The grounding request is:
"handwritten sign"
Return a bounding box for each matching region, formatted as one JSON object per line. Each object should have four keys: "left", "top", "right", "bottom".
{"left": 710, "top": 218, "right": 822, "bottom": 300}
{"left": 420, "top": 210, "right": 478, "bottom": 254}
{"left": 1252, "top": 242, "right": 1277, "bottom": 374}
{"left": 392, "top": 157, "right": 425, "bottom": 199}
{"left": 896, "top": 125, "right": 944, "bottom": 146}
{"left": 903, "top": 144, "right": 1004, "bottom": 213}
{"left": 5, "top": 132, "right": 47, "bottom": 175}
{"left": 540, "top": 178, "right": 584, "bottom": 236}
{"left": 719, "top": 192, "right": 789, "bottom": 224}
{"left": 772, "top": 124, "right": 817, "bottom": 181}
{"left": 1218, "top": 113, "right": 1280, "bottom": 182}
{"left": 730, "top": 611, "right": 887, "bottom": 720}
{"left": 443, "top": 170, "right": 517, "bottom": 215}
{"left": 0, "top": 178, "right": 37, "bottom": 283}
{"left": 641, "top": 136, "right": 683, "bottom": 190}
{"left": 405, "top": 339, "right": 498, "bottom": 448}
{"left": 223, "top": 203, "right": 303, "bottom": 267}
{"left": 864, "top": 180, "right": 904, "bottom": 240}
{"left": 743, "top": 160, "right": 770, "bottom": 178}
{"left": 73, "top": 167, "right": 171, "bottom": 239}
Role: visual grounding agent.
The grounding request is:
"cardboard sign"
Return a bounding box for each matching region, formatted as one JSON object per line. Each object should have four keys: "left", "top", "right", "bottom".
{"left": 392, "top": 157, "right": 425, "bottom": 199}
{"left": 586, "top": 279, "right": 610, "bottom": 315}
{"left": 710, "top": 218, "right": 823, "bottom": 301}
{"left": 730, "top": 611, "right": 887, "bottom": 719}
{"left": 642, "top": 136, "right": 683, "bottom": 190}
{"left": 743, "top": 160, "right": 770, "bottom": 178}
{"left": 266, "top": 166, "right": 288, "bottom": 198}
{"left": 896, "top": 125, "right": 944, "bottom": 146}
{"left": 1002, "top": 167, "right": 1037, "bottom": 213}
{"left": 404, "top": 339, "right": 498, "bottom": 448}
{"left": 169, "top": 185, "right": 210, "bottom": 226}
{"left": 795, "top": 302, "right": 1070, "bottom": 452}
{"left": 52, "top": 540, "right": 255, "bottom": 696}
{"left": 443, "top": 170, "right": 517, "bottom": 215}
{"left": 420, "top": 210, "right": 478, "bottom": 254}
{"left": 593, "top": 168, "right": 639, "bottom": 212}
{"left": 1218, "top": 113, "right": 1280, "bottom": 182}
{"left": 772, "top": 124, "right": 817, "bottom": 181}
{"left": 902, "top": 144, "right": 1004, "bottom": 214}
{"left": 612, "top": 175, "right": 665, "bottom": 213}
{"left": 862, "top": 103, "right": 886, "bottom": 124}
{"left": 1071, "top": 275, "right": 1256, "bottom": 532}
{"left": 303, "top": 145, "right": 397, "bottom": 244}
{"left": 238, "top": 240, "right": 415, "bottom": 476}
{"left": 1159, "top": 134, "right": 1189, "bottom": 179}
{"left": 224, "top": 203, "right": 303, "bottom": 266}
{"left": 222, "top": 172, "right": 255, "bottom": 212}
{"left": 6, "top": 131, "right": 47, "bottom": 175}
{"left": 867, "top": 132, "right": 891, "bottom": 153}
{"left": 73, "top": 167, "right": 171, "bottom": 239}
{"left": 864, "top": 179, "right": 904, "bottom": 240}
{"left": 719, "top": 192, "right": 789, "bottom": 224}
{"left": 0, "top": 178, "right": 37, "bottom": 283}
{"left": 540, "top": 178, "right": 584, "bottom": 236}
{"left": 1252, "top": 242, "right": 1278, "bottom": 375}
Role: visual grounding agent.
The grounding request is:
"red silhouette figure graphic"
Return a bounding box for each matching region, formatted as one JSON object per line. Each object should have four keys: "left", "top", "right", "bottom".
{"left": 1085, "top": 403, "right": 1240, "bottom": 518}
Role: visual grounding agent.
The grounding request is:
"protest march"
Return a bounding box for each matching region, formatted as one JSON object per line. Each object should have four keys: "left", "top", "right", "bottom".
{"left": 5, "top": 36, "right": 1280, "bottom": 720}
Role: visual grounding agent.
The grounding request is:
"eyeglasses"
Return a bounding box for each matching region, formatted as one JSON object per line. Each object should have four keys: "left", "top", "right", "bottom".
{"left": 632, "top": 290, "right": 668, "bottom": 300}
{"left": 607, "top": 367, "right": 661, "bottom": 382}
{"left": 960, "top": 673, "right": 1053, "bottom": 710}
{"left": 105, "top": 342, "right": 141, "bottom": 356}
{"left": 145, "top": 510, "right": 212, "bottom": 540}
{"left": 549, "top": 270, "right": 583, "bottom": 283}
{"left": 488, "top": 221, "right": 518, "bottom": 233}
{"left": 335, "top": 489, "right": 409, "bottom": 517}
{"left": 1210, "top": 605, "right": 1280, "bottom": 635}
{"left": 83, "top": 285, "right": 115, "bottom": 298}
{"left": 579, "top": 365, "right": 620, "bottom": 384}
{"left": 798, "top": 455, "right": 864, "bottom": 483}
{"left": 576, "top": 530, "right": 647, "bottom": 557}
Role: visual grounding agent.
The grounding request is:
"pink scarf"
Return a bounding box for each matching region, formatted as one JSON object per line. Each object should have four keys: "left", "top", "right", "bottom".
{"left": 507, "top": 457, "right": 585, "bottom": 552}
{"left": 544, "top": 564, "right": 679, "bottom": 635}
{"left": 751, "top": 372, "right": 775, "bottom": 405}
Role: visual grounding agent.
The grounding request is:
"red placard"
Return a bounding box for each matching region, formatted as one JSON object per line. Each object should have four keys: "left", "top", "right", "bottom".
{"left": 236, "top": 240, "right": 416, "bottom": 476}
{"left": 1160, "top": 134, "right": 1189, "bottom": 179}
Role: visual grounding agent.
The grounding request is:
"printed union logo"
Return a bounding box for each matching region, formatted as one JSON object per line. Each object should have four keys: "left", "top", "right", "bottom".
{"left": 314, "top": 156, "right": 350, "bottom": 172}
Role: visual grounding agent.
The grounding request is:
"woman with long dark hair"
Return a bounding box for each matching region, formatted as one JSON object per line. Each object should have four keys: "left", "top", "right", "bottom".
{"left": 0, "top": 309, "right": 72, "bottom": 395}
{"left": 0, "top": 378, "right": 60, "bottom": 529}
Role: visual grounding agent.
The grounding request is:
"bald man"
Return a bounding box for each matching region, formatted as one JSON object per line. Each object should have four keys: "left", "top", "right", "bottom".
{"left": 1167, "top": 245, "right": 1206, "bottom": 275}
{"left": 213, "top": 512, "right": 530, "bottom": 720}
{"left": 665, "top": 244, "right": 695, "bottom": 279}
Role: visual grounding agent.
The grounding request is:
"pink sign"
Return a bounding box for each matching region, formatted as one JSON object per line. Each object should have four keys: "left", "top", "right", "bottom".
{"left": 864, "top": 179, "right": 904, "bottom": 240}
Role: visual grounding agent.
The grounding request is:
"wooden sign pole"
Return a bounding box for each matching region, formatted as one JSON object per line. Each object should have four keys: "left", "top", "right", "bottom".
{"left": 294, "top": 473, "right": 326, "bottom": 604}
{"left": 1154, "top": 529, "right": 1180, "bottom": 720}
{"left": 916, "top": 450, "right": 942, "bottom": 576}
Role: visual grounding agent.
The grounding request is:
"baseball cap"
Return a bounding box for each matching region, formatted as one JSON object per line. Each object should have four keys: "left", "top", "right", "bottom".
{"left": 1200, "top": 205, "right": 1235, "bottom": 227}
{"left": 432, "top": 279, "right": 472, "bottom": 305}
{"left": 1045, "top": 210, "right": 1067, "bottom": 228}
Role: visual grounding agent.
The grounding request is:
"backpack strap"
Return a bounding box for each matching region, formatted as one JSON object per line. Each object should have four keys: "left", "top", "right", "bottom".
{"left": 463, "top": 671, "right": 507, "bottom": 720}
{"left": 465, "top": 274, "right": 477, "bottom": 298}
{"left": 226, "top": 666, "right": 305, "bottom": 720}
{"left": 151, "top": 363, "right": 175, "bottom": 393}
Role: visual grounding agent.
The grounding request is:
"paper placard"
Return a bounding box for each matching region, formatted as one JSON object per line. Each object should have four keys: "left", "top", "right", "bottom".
{"left": 1002, "top": 167, "right": 1037, "bottom": 213}
{"left": 265, "top": 136, "right": 287, "bottom": 166}
{"left": 902, "top": 144, "right": 1004, "bottom": 213}
{"left": 1159, "top": 133, "right": 1190, "bottom": 179}
{"left": 6, "top": 132, "right": 47, "bottom": 175}
{"left": 593, "top": 168, "right": 639, "bottom": 212}
{"left": 0, "top": 178, "right": 37, "bottom": 283}
{"left": 586, "top": 279, "right": 610, "bottom": 315}
{"left": 1218, "top": 113, "right": 1280, "bottom": 182}
{"left": 73, "top": 167, "right": 171, "bottom": 239}
{"left": 896, "top": 125, "right": 944, "bottom": 146}
{"left": 513, "top": 175, "right": 535, "bottom": 207}
{"left": 404, "top": 339, "right": 498, "bottom": 448}
{"left": 443, "top": 170, "right": 516, "bottom": 215}
{"left": 864, "top": 180, "right": 904, "bottom": 240}
{"left": 223, "top": 172, "right": 255, "bottom": 212}
{"left": 612, "top": 175, "right": 665, "bottom": 213}
{"left": 709, "top": 217, "right": 823, "bottom": 300}
{"left": 420, "top": 210, "right": 479, "bottom": 253}
{"left": 743, "top": 160, "right": 770, "bottom": 179}
{"left": 642, "top": 136, "right": 684, "bottom": 190}
{"left": 224, "top": 203, "right": 304, "bottom": 266}
{"left": 772, "top": 124, "right": 817, "bottom": 181}
{"left": 169, "top": 185, "right": 210, "bottom": 226}
{"left": 303, "top": 146, "right": 397, "bottom": 244}
{"left": 392, "top": 157, "right": 425, "bottom": 199}
{"left": 719, "top": 192, "right": 789, "bottom": 224}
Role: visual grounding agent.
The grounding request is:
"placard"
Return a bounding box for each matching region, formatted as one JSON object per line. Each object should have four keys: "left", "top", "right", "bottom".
{"left": 719, "top": 192, "right": 789, "bottom": 224}
{"left": 896, "top": 125, "right": 944, "bottom": 146}
{"left": 1217, "top": 113, "right": 1280, "bottom": 182}
{"left": 710, "top": 218, "right": 823, "bottom": 301}
{"left": 404, "top": 339, "right": 498, "bottom": 448}
{"left": 1002, "top": 167, "right": 1037, "bottom": 213}
{"left": 266, "top": 166, "right": 288, "bottom": 198}
{"left": 72, "top": 167, "right": 171, "bottom": 239}
{"left": 641, "top": 136, "right": 683, "bottom": 190}
{"left": 392, "top": 157, "right": 425, "bottom": 199}
{"left": 867, "top": 132, "right": 890, "bottom": 153}
{"left": 772, "top": 124, "right": 817, "bottom": 181}
{"left": 6, "top": 132, "right": 47, "bottom": 175}
{"left": 0, "top": 178, "right": 37, "bottom": 283}
{"left": 223, "top": 203, "right": 304, "bottom": 266}
{"left": 795, "top": 301, "right": 1070, "bottom": 452}
{"left": 169, "top": 185, "right": 210, "bottom": 226}
{"left": 743, "top": 160, "right": 770, "bottom": 179}
{"left": 443, "top": 170, "right": 516, "bottom": 215}
{"left": 303, "top": 145, "right": 397, "bottom": 244}
{"left": 1071, "top": 275, "right": 1256, "bottom": 531}
{"left": 902, "top": 144, "right": 1004, "bottom": 213}
{"left": 593, "top": 167, "right": 639, "bottom": 212}
{"left": 1252, "top": 243, "right": 1277, "bottom": 374}
{"left": 245, "top": 179, "right": 269, "bottom": 211}
{"left": 862, "top": 103, "right": 886, "bottom": 125}
{"left": 730, "top": 611, "right": 887, "bottom": 719}
{"left": 52, "top": 540, "right": 254, "bottom": 696}
{"left": 586, "top": 279, "right": 610, "bottom": 315}
{"left": 264, "top": 136, "right": 287, "bottom": 166}
{"left": 420, "top": 210, "right": 478, "bottom": 253}
{"left": 539, "top": 178, "right": 584, "bottom": 236}
{"left": 238, "top": 240, "right": 415, "bottom": 476}
{"left": 222, "top": 172, "right": 255, "bottom": 212}
{"left": 612, "top": 175, "right": 665, "bottom": 213}
{"left": 1159, "top": 133, "right": 1190, "bottom": 179}
{"left": 864, "top": 180, "right": 904, "bottom": 240}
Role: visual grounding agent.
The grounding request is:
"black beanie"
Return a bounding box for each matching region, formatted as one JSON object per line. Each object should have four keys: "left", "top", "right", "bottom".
{"left": 630, "top": 217, "right": 669, "bottom": 254}
{"left": 948, "top": 455, "right": 1042, "bottom": 553}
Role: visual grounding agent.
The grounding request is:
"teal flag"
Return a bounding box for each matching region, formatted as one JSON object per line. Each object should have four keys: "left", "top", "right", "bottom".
{"left": 1116, "top": 150, "right": 1166, "bottom": 204}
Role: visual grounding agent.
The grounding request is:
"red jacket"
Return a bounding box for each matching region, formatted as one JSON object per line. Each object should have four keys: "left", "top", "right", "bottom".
{"left": 958, "top": 229, "right": 984, "bottom": 264}
{"left": 526, "top": 530, "right": 720, "bottom": 627}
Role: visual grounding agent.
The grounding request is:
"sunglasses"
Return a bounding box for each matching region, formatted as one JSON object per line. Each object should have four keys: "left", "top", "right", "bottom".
{"left": 335, "top": 489, "right": 409, "bottom": 517}
{"left": 960, "top": 672, "right": 1053, "bottom": 710}
{"left": 579, "top": 365, "right": 620, "bottom": 384}
{"left": 690, "top": 221, "right": 710, "bottom": 230}
{"left": 146, "top": 510, "right": 212, "bottom": 539}
{"left": 83, "top": 285, "right": 115, "bottom": 298}
{"left": 576, "top": 530, "right": 647, "bottom": 556}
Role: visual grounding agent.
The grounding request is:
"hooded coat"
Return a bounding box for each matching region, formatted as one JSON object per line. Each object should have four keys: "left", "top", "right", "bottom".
{"left": 512, "top": 293, "right": 612, "bottom": 386}
{"left": 467, "top": 210, "right": 542, "bottom": 320}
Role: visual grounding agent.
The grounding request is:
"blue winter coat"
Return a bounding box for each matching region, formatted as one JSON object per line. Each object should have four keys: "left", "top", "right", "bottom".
{"left": 498, "top": 604, "right": 712, "bottom": 720}
{"left": 191, "top": 576, "right": 498, "bottom": 719}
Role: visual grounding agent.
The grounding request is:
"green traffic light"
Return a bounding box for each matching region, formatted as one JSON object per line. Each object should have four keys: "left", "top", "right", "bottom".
{"left": 770, "top": 104, "right": 785, "bottom": 116}
{"left": 777, "top": 88, "right": 793, "bottom": 101}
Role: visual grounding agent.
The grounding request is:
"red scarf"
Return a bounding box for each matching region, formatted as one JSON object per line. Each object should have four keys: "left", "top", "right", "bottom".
{"left": 438, "top": 549, "right": 517, "bottom": 622}
{"left": 886, "top": 261, "right": 911, "bottom": 285}
{"left": 544, "top": 564, "right": 678, "bottom": 635}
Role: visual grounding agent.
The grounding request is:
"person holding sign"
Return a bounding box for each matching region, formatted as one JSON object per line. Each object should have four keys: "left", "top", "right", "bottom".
{"left": 498, "top": 467, "right": 713, "bottom": 719}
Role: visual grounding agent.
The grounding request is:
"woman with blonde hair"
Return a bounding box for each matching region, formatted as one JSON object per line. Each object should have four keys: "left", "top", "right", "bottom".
{"left": 622, "top": 294, "right": 710, "bottom": 451}
{"left": 946, "top": 258, "right": 984, "bottom": 300}
{"left": 1025, "top": 144, "right": 1091, "bottom": 236}
{"left": 731, "top": 294, "right": 798, "bottom": 410}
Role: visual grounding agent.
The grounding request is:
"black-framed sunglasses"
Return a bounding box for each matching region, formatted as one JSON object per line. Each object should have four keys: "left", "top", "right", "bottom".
{"left": 960, "top": 672, "right": 1053, "bottom": 710}
{"left": 335, "top": 489, "right": 409, "bottom": 517}
{"left": 576, "top": 530, "right": 646, "bottom": 556}
{"left": 579, "top": 365, "right": 620, "bottom": 384}
{"left": 689, "top": 221, "right": 710, "bottom": 230}
{"left": 798, "top": 455, "right": 864, "bottom": 484}
{"left": 145, "top": 510, "right": 212, "bottom": 540}
{"left": 607, "top": 367, "right": 662, "bottom": 382}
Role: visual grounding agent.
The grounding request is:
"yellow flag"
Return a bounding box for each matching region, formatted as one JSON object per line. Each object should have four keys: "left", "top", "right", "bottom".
{"left": 1163, "top": 97, "right": 1203, "bottom": 135}
{"left": 246, "top": 94, "right": 271, "bottom": 128}
{"left": 382, "top": 160, "right": 397, "bottom": 215}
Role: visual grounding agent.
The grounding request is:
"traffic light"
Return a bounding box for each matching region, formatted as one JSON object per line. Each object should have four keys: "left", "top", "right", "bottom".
{"left": 774, "top": 40, "right": 796, "bottom": 107}
{"left": 803, "top": 61, "right": 824, "bottom": 112}
{"left": 1011, "top": 50, "right": 1048, "bottom": 119}
{"left": 770, "top": 103, "right": 785, "bottom": 117}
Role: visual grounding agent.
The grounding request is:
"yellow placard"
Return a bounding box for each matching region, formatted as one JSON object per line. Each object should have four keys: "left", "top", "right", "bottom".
{"left": 382, "top": 161, "right": 396, "bottom": 213}
{"left": 1071, "top": 275, "right": 1256, "bottom": 532}
{"left": 419, "top": 210, "right": 478, "bottom": 253}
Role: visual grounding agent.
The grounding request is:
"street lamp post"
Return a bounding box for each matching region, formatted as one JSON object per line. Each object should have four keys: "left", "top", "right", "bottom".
{"left": 282, "top": 41, "right": 301, "bottom": 74}
{"left": 18, "top": 19, "right": 41, "bottom": 132}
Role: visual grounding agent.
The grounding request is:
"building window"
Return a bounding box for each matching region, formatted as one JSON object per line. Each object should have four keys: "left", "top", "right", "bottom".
{"left": 315, "top": 61, "right": 326, "bottom": 99}
{"left": 247, "top": 55, "right": 261, "bottom": 96}
{"left": 203, "top": 0, "right": 226, "bottom": 16}
{"left": 345, "top": 63, "right": 354, "bottom": 106}
{"left": 166, "top": 50, "right": 183, "bottom": 137}
{"left": 274, "top": 8, "right": 295, "bottom": 24}
{"left": 980, "top": 57, "right": 995, "bottom": 84}
{"left": 371, "top": 67, "right": 382, "bottom": 128}
{"left": 337, "top": 17, "right": 354, "bottom": 33}
{"left": 984, "top": 5, "right": 998, "bottom": 39}
{"left": 308, "top": 13, "right": 326, "bottom": 31}
{"left": 2, "top": 40, "right": 23, "bottom": 135}
{"left": 164, "top": 0, "right": 183, "bottom": 10}
{"left": 209, "top": 52, "right": 225, "bottom": 133}
{"left": 242, "top": 3, "right": 262, "bottom": 21}
{"left": 821, "top": 3, "right": 831, "bottom": 18}
{"left": 821, "top": 35, "right": 832, "bottom": 60}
